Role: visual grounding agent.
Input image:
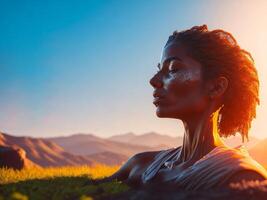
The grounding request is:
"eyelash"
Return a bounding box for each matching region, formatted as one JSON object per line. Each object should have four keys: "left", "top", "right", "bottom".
{"left": 157, "top": 64, "right": 161, "bottom": 72}
{"left": 155, "top": 63, "right": 180, "bottom": 74}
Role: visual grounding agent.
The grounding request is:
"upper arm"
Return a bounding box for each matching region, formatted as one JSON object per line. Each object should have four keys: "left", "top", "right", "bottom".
{"left": 107, "top": 150, "right": 162, "bottom": 182}
{"left": 107, "top": 154, "right": 137, "bottom": 181}
{"left": 224, "top": 170, "right": 265, "bottom": 186}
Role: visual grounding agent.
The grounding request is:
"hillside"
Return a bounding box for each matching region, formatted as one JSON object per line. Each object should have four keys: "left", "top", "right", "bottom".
{"left": 0, "top": 145, "right": 38, "bottom": 169}
{"left": 0, "top": 132, "right": 95, "bottom": 167}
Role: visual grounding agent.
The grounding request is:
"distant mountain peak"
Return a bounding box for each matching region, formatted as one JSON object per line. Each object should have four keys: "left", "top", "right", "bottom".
{"left": 142, "top": 132, "right": 164, "bottom": 137}
{"left": 143, "top": 132, "right": 158, "bottom": 136}
{"left": 68, "top": 133, "right": 96, "bottom": 137}
{"left": 49, "top": 133, "right": 100, "bottom": 140}
{"left": 108, "top": 132, "right": 182, "bottom": 148}
{"left": 119, "top": 132, "right": 136, "bottom": 137}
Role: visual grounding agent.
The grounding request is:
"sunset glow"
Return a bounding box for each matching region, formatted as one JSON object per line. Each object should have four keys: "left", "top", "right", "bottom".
{"left": 1, "top": 0, "right": 267, "bottom": 139}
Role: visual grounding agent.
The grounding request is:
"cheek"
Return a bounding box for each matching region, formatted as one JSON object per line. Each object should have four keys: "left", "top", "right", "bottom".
{"left": 165, "top": 72, "right": 207, "bottom": 113}
{"left": 167, "top": 70, "right": 202, "bottom": 97}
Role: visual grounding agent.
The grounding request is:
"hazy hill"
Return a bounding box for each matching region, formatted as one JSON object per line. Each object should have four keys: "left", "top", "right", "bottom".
{"left": 108, "top": 132, "right": 183, "bottom": 148}
{"left": 109, "top": 132, "right": 260, "bottom": 149}
{"left": 48, "top": 132, "right": 263, "bottom": 159}
{"left": 248, "top": 138, "right": 267, "bottom": 166}
{"left": 48, "top": 133, "right": 166, "bottom": 157}
{"left": 107, "top": 132, "right": 137, "bottom": 143}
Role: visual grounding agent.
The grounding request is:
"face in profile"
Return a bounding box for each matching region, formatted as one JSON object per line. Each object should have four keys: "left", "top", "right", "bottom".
{"left": 149, "top": 42, "right": 210, "bottom": 120}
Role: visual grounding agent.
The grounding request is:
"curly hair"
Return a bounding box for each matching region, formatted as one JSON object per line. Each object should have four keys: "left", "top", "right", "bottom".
{"left": 166, "top": 25, "right": 259, "bottom": 142}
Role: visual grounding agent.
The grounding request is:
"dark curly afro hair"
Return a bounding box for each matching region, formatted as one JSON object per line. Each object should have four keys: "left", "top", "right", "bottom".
{"left": 165, "top": 25, "right": 259, "bottom": 142}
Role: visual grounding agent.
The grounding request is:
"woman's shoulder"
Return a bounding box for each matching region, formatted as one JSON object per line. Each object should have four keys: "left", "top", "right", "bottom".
{"left": 184, "top": 145, "right": 267, "bottom": 188}
{"left": 223, "top": 169, "right": 266, "bottom": 186}
{"left": 131, "top": 150, "right": 163, "bottom": 163}
{"left": 196, "top": 145, "right": 267, "bottom": 172}
{"left": 132, "top": 146, "right": 181, "bottom": 164}
{"left": 212, "top": 145, "right": 267, "bottom": 186}
{"left": 106, "top": 149, "right": 165, "bottom": 182}
{"left": 172, "top": 145, "right": 267, "bottom": 190}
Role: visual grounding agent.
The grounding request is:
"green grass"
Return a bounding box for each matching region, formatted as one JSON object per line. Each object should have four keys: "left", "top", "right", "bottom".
{"left": 0, "top": 165, "right": 130, "bottom": 200}
{"left": 1, "top": 165, "right": 267, "bottom": 200}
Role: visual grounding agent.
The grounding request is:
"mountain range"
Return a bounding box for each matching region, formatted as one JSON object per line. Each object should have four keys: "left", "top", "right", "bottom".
{"left": 1, "top": 131, "right": 266, "bottom": 169}
{"left": 0, "top": 132, "right": 95, "bottom": 167}
{"left": 48, "top": 133, "right": 167, "bottom": 157}
{"left": 108, "top": 132, "right": 182, "bottom": 148}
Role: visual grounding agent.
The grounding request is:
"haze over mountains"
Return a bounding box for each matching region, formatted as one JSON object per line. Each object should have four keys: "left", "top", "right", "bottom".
{"left": 1, "top": 131, "right": 267, "bottom": 169}
{"left": 48, "top": 133, "right": 166, "bottom": 157}
{"left": 108, "top": 132, "right": 182, "bottom": 148}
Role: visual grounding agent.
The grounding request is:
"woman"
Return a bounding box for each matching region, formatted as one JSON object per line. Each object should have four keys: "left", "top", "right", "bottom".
{"left": 105, "top": 25, "right": 267, "bottom": 190}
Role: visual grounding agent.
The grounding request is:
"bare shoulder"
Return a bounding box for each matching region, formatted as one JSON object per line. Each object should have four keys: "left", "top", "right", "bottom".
{"left": 224, "top": 169, "right": 265, "bottom": 186}
{"left": 132, "top": 150, "right": 163, "bottom": 163}
{"left": 107, "top": 150, "right": 162, "bottom": 182}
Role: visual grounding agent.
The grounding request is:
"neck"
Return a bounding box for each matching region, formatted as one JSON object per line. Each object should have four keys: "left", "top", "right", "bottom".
{"left": 178, "top": 103, "right": 225, "bottom": 165}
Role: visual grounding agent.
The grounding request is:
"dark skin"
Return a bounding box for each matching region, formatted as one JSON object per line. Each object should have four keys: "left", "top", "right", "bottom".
{"left": 100, "top": 41, "right": 265, "bottom": 188}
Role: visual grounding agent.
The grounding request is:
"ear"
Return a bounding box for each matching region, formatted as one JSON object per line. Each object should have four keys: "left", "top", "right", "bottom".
{"left": 207, "top": 76, "right": 229, "bottom": 100}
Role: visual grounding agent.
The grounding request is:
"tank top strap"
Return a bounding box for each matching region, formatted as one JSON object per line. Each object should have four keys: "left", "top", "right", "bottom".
{"left": 141, "top": 146, "right": 182, "bottom": 184}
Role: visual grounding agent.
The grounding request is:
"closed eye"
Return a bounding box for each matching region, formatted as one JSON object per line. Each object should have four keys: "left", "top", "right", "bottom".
{"left": 168, "top": 60, "right": 183, "bottom": 74}
{"left": 169, "top": 67, "right": 182, "bottom": 74}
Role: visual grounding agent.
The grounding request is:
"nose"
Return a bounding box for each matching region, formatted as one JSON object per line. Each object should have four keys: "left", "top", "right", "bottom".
{"left": 149, "top": 73, "right": 163, "bottom": 89}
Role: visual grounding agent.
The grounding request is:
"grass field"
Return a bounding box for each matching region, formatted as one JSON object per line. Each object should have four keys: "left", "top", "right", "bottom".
{"left": 1, "top": 165, "right": 267, "bottom": 200}
{"left": 0, "top": 165, "right": 129, "bottom": 200}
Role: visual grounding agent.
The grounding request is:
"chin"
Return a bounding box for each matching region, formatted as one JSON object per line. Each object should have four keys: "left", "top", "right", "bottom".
{"left": 155, "top": 106, "right": 182, "bottom": 119}
{"left": 155, "top": 107, "right": 171, "bottom": 118}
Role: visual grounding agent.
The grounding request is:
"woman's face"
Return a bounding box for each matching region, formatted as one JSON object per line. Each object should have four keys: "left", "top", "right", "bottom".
{"left": 149, "top": 42, "right": 209, "bottom": 119}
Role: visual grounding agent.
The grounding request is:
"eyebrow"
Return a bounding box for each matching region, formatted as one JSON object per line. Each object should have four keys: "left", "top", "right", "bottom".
{"left": 165, "top": 56, "right": 183, "bottom": 63}
{"left": 158, "top": 56, "right": 183, "bottom": 70}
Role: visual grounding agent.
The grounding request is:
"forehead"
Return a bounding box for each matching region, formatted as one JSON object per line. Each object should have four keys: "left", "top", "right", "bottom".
{"left": 160, "top": 42, "right": 202, "bottom": 70}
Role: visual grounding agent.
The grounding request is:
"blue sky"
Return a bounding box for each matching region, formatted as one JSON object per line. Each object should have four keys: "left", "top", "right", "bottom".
{"left": 1, "top": 0, "right": 267, "bottom": 139}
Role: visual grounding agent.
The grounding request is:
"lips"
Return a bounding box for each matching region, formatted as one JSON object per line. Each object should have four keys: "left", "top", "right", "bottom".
{"left": 153, "top": 97, "right": 166, "bottom": 107}
{"left": 153, "top": 90, "right": 166, "bottom": 107}
{"left": 153, "top": 90, "right": 166, "bottom": 98}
